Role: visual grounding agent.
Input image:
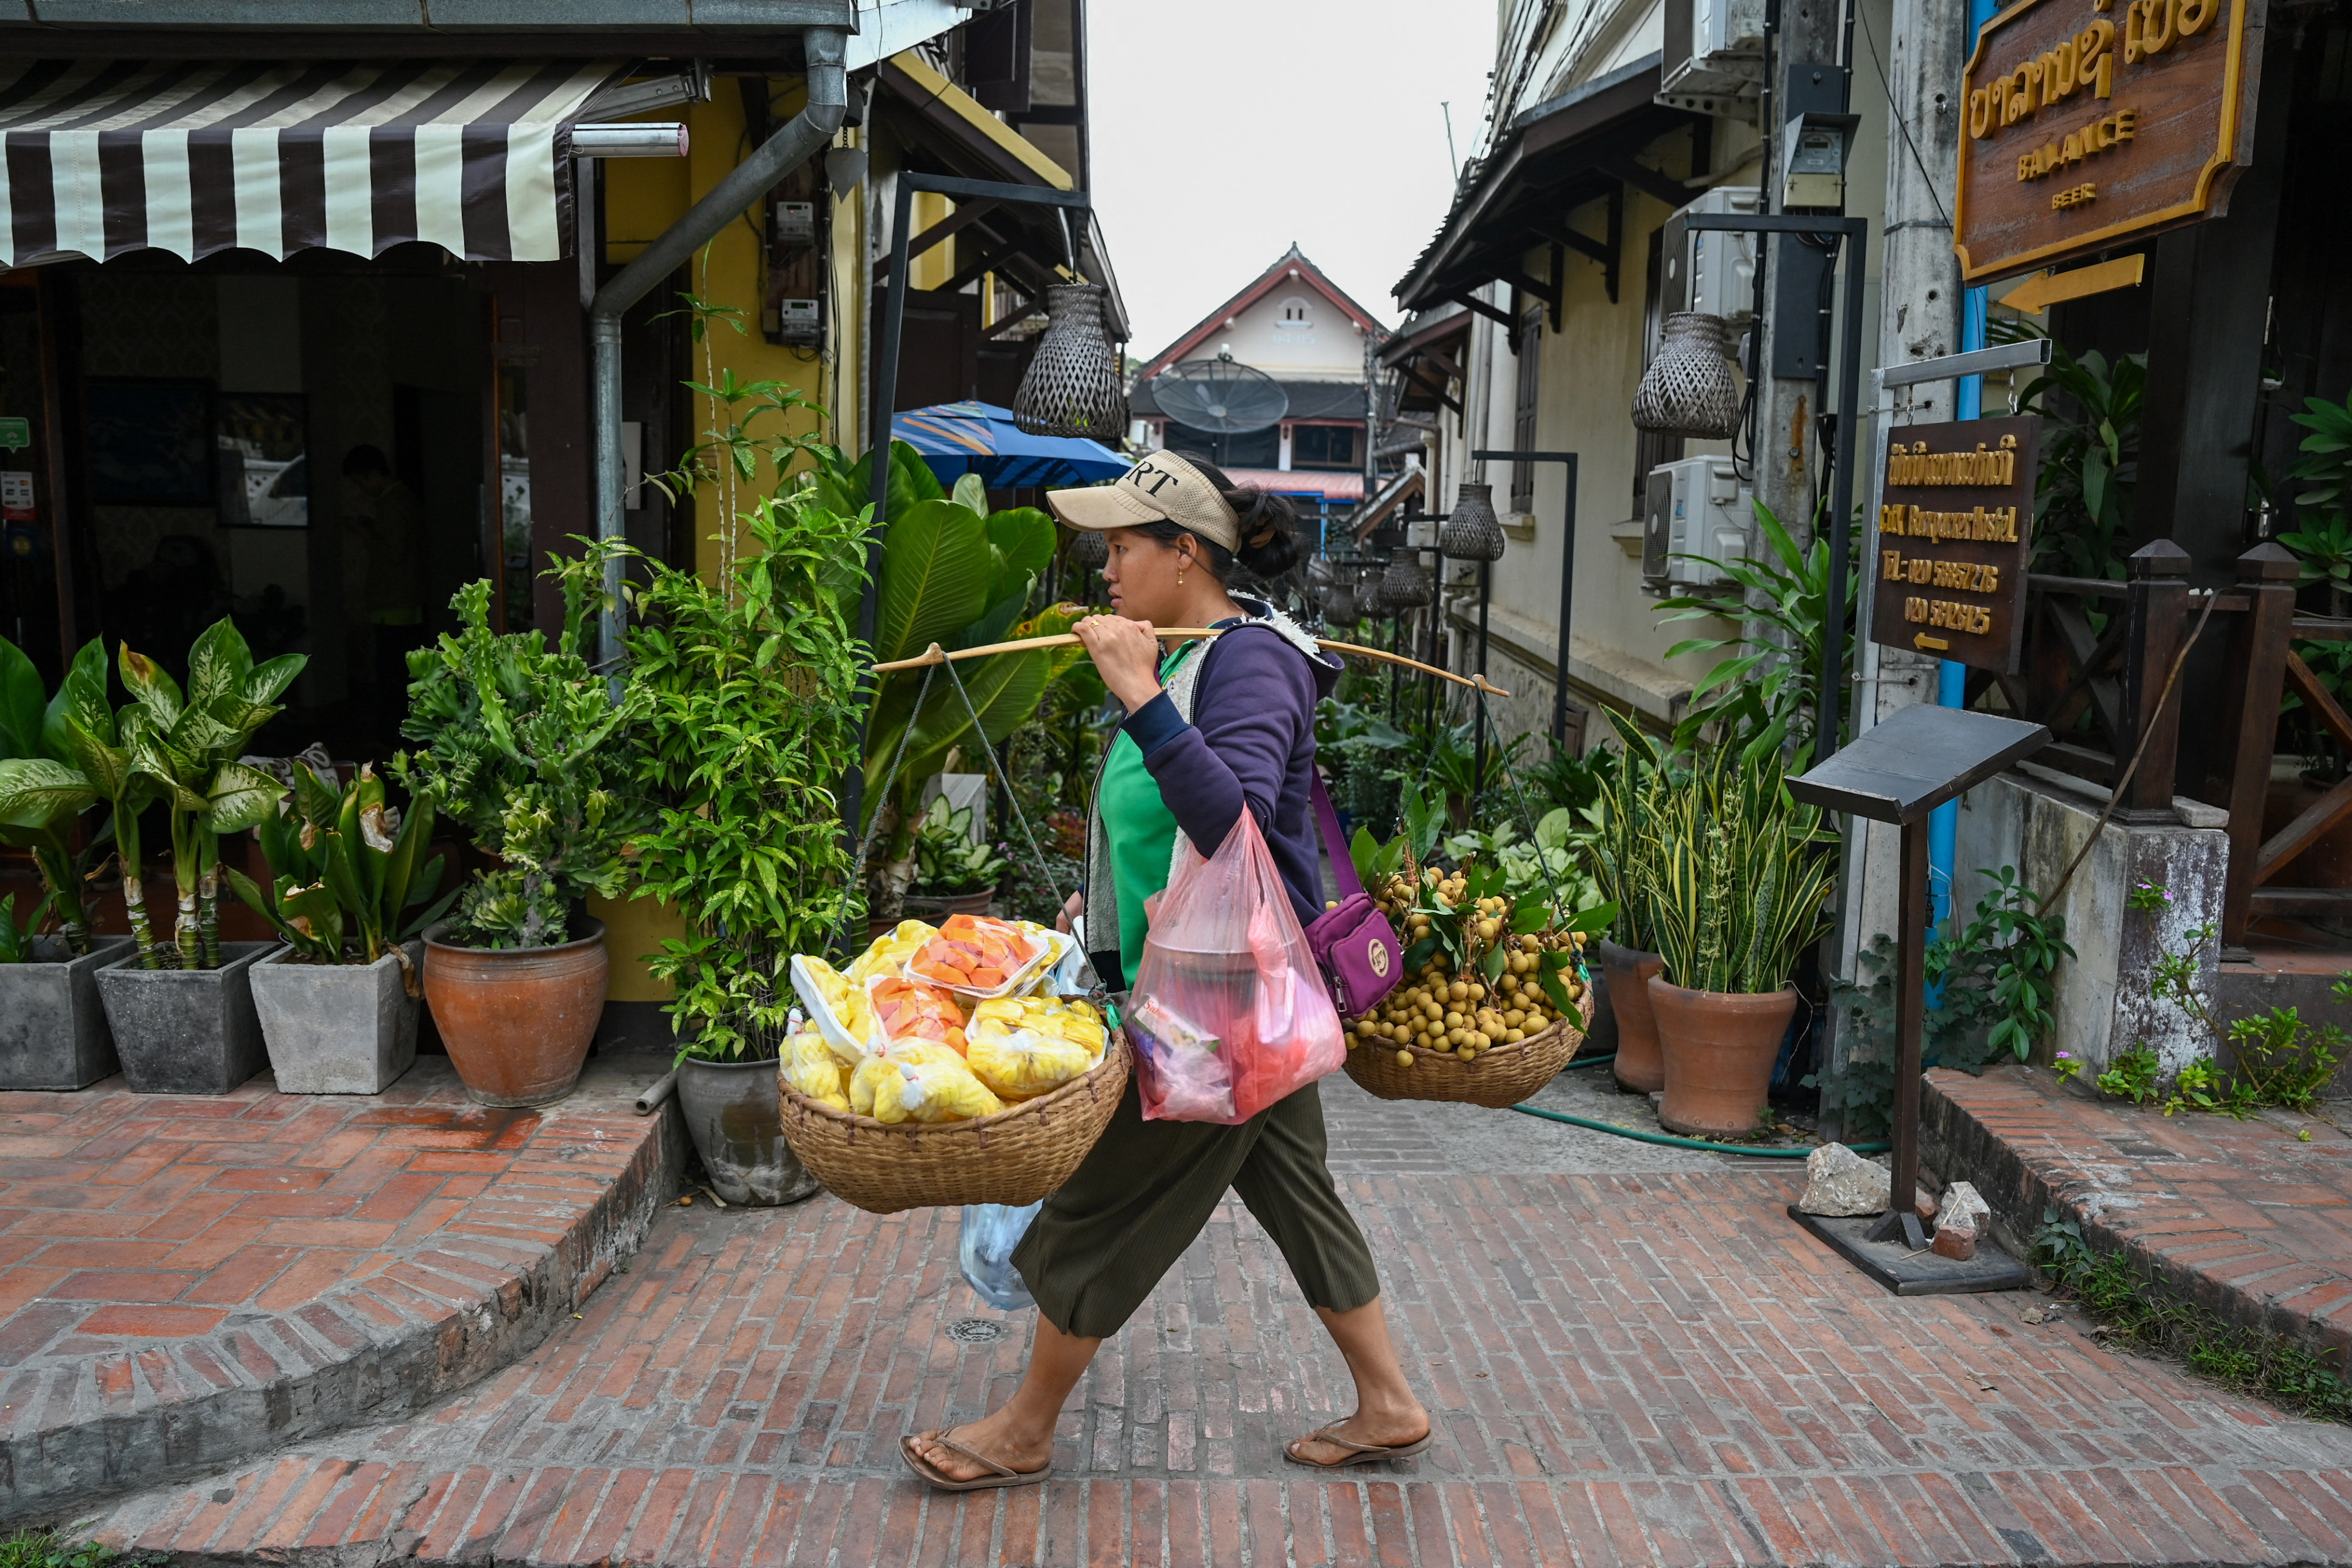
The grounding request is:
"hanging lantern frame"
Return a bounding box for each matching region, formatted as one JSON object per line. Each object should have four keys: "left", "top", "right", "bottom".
{"left": 850, "top": 171, "right": 1114, "bottom": 838}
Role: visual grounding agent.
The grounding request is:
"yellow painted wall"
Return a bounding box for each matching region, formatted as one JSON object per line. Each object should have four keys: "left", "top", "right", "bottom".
{"left": 590, "top": 891, "right": 690, "bottom": 1001}
{"left": 595, "top": 73, "right": 866, "bottom": 1002}
{"left": 601, "top": 77, "right": 850, "bottom": 588}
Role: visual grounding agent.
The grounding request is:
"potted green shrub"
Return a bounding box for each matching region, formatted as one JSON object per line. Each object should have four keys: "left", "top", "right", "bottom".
{"left": 1589, "top": 714, "right": 1673, "bottom": 1094}
{"left": 0, "top": 637, "right": 136, "bottom": 1089}
{"left": 229, "top": 761, "right": 454, "bottom": 1093}
{"left": 609, "top": 490, "right": 866, "bottom": 1203}
{"left": 78, "top": 623, "right": 304, "bottom": 1094}
{"left": 1642, "top": 746, "right": 1838, "bottom": 1139}
{"left": 396, "top": 571, "right": 639, "bottom": 1108}
{"left": 903, "top": 795, "right": 1006, "bottom": 920}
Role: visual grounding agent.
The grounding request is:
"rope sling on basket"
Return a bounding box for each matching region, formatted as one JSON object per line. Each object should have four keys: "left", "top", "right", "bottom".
{"left": 779, "top": 652, "right": 1129, "bottom": 1217}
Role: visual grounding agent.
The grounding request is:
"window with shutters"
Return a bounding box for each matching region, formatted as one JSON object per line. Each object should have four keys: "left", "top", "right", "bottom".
{"left": 1511, "top": 306, "right": 1542, "bottom": 512}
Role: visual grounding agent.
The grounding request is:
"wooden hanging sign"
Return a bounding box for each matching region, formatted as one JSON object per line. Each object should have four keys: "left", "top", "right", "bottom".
{"left": 1870, "top": 416, "right": 2041, "bottom": 673}
{"left": 1953, "top": 0, "right": 2266, "bottom": 284}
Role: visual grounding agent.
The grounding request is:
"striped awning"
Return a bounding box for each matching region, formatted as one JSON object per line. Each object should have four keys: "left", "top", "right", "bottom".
{"left": 0, "top": 59, "right": 622, "bottom": 268}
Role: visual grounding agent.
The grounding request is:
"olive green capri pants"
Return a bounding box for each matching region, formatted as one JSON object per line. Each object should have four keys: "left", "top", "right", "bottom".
{"left": 1011, "top": 1075, "right": 1382, "bottom": 1340}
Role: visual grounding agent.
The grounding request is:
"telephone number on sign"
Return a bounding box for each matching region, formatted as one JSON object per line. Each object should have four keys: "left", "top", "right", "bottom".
{"left": 1902, "top": 597, "right": 1995, "bottom": 634}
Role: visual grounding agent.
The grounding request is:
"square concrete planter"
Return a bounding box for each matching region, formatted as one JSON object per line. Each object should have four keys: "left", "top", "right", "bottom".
{"left": 252, "top": 942, "right": 421, "bottom": 1094}
{"left": 0, "top": 936, "right": 136, "bottom": 1090}
{"left": 95, "top": 942, "right": 278, "bottom": 1095}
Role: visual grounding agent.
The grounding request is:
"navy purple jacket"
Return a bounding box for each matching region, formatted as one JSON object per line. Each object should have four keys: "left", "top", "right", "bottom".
{"left": 1081, "top": 599, "right": 1344, "bottom": 988}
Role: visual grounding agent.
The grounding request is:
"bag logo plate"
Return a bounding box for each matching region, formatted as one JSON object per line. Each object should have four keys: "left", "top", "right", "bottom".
{"left": 1368, "top": 939, "right": 1390, "bottom": 977}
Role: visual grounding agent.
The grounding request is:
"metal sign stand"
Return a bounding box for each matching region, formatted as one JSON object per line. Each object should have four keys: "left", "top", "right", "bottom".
{"left": 1788, "top": 703, "right": 2052, "bottom": 1294}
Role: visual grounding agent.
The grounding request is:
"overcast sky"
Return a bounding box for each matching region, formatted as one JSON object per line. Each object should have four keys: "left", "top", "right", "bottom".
{"left": 1086, "top": 0, "right": 1499, "bottom": 358}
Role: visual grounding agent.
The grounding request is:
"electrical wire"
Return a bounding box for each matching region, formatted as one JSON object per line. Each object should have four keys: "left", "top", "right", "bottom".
{"left": 1855, "top": 0, "right": 1952, "bottom": 232}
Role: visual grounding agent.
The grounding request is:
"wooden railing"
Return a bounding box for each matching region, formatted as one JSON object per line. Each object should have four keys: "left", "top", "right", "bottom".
{"left": 1981, "top": 540, "right": 2348, "bottom": 946}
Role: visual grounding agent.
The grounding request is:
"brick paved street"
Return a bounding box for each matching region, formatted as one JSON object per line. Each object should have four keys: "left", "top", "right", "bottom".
{"left": 82, "top": 1072, "right": 2352, "bottom": 1566}
{"left": 0, "top": 1059, "right": 672, "bottom": 1519}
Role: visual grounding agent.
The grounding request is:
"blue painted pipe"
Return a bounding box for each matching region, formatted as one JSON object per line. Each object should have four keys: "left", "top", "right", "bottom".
{"left": 1930, "top": 0, "right": 2003, "bottom": 936}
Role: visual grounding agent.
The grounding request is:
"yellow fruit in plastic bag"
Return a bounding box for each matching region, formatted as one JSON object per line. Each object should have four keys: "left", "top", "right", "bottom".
{"left": 964, "top": 996, "right": 1107, "bottom": 1101}
{"left": 791, "top": 954, "right": 877, "bottom": 1060}
{"left": 782, "top": 1029, "right": 852, "bottom": 1112}
{"left": 848, "top": 920, "right": 938, "bottom": 985}
{"left": 849, "top": 1039, "right": 962, "bottom": 1116}
{"left": 859, "top": 1045, "right": 1004, "bottom": 1124}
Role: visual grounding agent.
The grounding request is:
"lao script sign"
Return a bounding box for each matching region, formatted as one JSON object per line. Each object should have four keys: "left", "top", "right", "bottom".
{"left": 1871, "top": 416, "right": 2041, "bottom": 674}
{"left": 1953, "top": 0, "right": 2264, "bottom": 283}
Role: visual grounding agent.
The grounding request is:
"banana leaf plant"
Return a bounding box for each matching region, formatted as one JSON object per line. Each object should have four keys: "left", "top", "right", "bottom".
{"left": 795, "top": 445, "right": 1072, "bottom": 916}
{"left": 0, "top": 636, "right": 109, "bottom": 953}
{"left": 225, "top": 761, "right": 455, "bottom": 993}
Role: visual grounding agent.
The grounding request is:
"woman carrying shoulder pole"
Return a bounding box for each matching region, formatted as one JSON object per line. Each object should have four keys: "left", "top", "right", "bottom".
{"left": 900, "top": 450, "right": 1432, "bottom": 1492}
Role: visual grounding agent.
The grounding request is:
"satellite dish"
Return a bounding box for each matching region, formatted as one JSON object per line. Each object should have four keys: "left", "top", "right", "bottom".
{"left": 1150, "top": 357, "right": 1289, "bottom": 435}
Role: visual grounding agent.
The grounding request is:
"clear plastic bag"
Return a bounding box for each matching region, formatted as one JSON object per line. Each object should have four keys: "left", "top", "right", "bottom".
{"left": 958, "top": 1202, "right": 1040, "bottom": 1311}
{"left": 1125, "top": 808, "right": 1347, "bottom": 1124}
{"left": 965, "top": 995, "right": 1106, "bottom": 1101}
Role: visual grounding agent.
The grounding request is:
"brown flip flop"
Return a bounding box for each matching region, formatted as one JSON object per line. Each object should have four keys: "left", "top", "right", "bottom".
{"left": 900, "top": 1426, "right": 1054, "bottom": 1492}
{"left": 1283, "top": 1424, "right": 1436, "bottom": 1469}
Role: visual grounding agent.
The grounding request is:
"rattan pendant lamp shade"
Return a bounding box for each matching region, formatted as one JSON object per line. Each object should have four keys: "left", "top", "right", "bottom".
{"left": 1378, "top": 553, "right": 1433, "bottom": 610}
{"left": 1013, "top": 284, "right": 1129, "bottom": 440}
{"left": 1631, "top": 312, "right": 1742, "bottom": 439}
{"left": 1065, "top": 526, "right": 1108, "bottom": 570}
{"left": 1440, "top": 482, "right": 1507, "bottom": 562}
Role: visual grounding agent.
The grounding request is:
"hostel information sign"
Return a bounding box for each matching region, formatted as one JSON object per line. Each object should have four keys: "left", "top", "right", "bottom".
{"left": 1871, "top": 416, "right": 2040, "bottom": 674}
{"left": 1953, "top": 0, "right": 2262, "bottom": 282}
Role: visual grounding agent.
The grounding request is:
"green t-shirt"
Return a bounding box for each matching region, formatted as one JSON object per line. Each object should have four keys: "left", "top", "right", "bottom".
{"left": 1098, "top": 644, "right": 1199, "bottom": 970}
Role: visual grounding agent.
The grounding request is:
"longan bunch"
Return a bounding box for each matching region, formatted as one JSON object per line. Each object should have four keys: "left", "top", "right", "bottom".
{"left": 1345, "top": 864, "right": 1587, "bottom": 1067}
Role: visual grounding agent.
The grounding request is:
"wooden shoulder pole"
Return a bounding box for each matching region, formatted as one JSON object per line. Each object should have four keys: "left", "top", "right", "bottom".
{"left": 871, "top": 629, "right": 1510, "bottom": 697}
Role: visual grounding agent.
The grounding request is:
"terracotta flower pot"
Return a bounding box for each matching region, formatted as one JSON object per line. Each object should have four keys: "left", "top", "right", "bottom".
{"left": 1599, "top": 939, "right": 1667, "bottom": 1093}
{"left": 423, "top": 919, "right": 608, "bottom": 1108}
{"left": 1646, "top": 975, "right": 1798, "bottom": 1139}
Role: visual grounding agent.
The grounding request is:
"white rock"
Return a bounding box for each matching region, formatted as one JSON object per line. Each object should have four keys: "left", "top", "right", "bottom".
{"left": 1800, "top": 1143, "right": 1891, "bottom": 1216}
{"left": 1938, "top": 1180, "right": 1993, "bottom": 1237}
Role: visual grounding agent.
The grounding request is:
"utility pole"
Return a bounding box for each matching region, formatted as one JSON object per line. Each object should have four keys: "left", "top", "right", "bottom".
{"left": 1745, "top": 0, "right": 1848, "bottom": 556}
{"left": 1824, "top": 0, "right": 1970, "bottom": 1130}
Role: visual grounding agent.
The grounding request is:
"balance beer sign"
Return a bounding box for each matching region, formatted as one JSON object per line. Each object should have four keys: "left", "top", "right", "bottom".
{"left": 1871, "top": 416, "right": 2040, "bottom": 674}
{"left": 1954, "top": 0, "right": 2262, "bottom": 281}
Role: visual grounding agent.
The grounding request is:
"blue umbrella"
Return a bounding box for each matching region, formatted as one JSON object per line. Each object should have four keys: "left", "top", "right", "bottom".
{"left": 891, "top": 401, "right": 1128, "bottom": 490}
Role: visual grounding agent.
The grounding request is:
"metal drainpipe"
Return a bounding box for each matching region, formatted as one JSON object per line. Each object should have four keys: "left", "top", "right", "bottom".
{"left": 590, "top": 26, "right": 849, "bottom": 679}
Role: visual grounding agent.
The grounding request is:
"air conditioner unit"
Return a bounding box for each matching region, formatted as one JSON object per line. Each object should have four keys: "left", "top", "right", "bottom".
{"left": 1661, "top": 187, "right": 1762, "bottom": 324}
{"left": 1642, "top": 457, "right": 1749, "bottom": 589}
{"left": 1659, "top": 0, "right": 1767, "bottom": 118}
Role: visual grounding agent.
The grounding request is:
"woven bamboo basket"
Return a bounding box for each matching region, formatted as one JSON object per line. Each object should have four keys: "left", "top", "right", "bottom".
{"left": 1341, "top": 989, "right": 1596, "bottom": 1109}
{"left": 777, "top": 1037, "right": 1129, "bottom": 1215}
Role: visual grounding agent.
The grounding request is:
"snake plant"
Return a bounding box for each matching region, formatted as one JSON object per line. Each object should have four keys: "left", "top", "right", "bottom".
{"left": 1644, "top": 744, "right": 1838, "bottom": 996}
{"left": 1587, "top": 710, "right": 1677, "bottom": 953}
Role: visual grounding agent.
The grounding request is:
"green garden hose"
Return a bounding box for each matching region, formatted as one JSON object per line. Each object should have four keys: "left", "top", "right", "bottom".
{"left": 1515, "top": 1054, "right": 1894, "bottom": 1158}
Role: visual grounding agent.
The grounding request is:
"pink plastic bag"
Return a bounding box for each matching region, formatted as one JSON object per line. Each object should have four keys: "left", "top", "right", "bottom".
{"left": 1125, "top": 808, "right": 1347, "bottom": 1124}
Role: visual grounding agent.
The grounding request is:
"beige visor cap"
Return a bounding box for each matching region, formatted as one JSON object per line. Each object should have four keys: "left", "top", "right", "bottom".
{"left": 1046, "top": 450, "right": 1240, "bottom": 554}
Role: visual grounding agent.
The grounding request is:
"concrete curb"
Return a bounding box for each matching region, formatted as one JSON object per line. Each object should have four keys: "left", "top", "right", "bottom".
{"left": 1921, "top": 1065, "right": 2352, "bottom": 1360}
{"left": 3, "top": 1074, "right": 684, "bottom": 1526}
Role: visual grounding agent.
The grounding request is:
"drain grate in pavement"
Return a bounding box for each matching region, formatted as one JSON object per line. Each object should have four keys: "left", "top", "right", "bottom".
{"left": 944, "top": 1319, "right": 1005, "bottom": 1344}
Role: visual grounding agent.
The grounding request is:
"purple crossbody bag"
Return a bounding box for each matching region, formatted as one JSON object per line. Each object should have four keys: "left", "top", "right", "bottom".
{"left": 1304, "top": 773, "right": 1405, "bottom": 1019}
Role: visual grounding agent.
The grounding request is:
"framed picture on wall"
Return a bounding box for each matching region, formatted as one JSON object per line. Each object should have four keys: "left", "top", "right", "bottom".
{"left": 83, "top": 379, "right": 215, "bottom": 508}
{"left": 216, "top": 392, "right": 308, "bottom": 528}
